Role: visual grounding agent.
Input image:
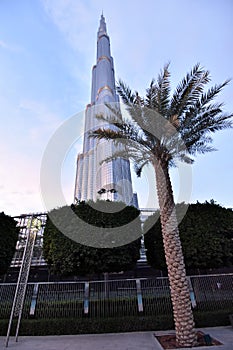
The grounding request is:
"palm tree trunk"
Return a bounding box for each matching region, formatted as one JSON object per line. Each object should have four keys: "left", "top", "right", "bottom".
{"left": 154, "top": 159, "right": 196, "bottom": 347}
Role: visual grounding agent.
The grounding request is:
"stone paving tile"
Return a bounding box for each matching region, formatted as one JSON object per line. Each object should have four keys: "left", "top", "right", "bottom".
{"left": 0, "top": 327, "right": 232, "bottom": 350}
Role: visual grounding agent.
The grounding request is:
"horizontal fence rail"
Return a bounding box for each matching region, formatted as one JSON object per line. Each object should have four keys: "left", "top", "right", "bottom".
{"left": 1, "top": 274, "right": 233, "bottom": 320}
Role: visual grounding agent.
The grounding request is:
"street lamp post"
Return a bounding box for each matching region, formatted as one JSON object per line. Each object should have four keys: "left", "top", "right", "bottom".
{"left": 97, "top": 188, "right": 117, "bottom": 201}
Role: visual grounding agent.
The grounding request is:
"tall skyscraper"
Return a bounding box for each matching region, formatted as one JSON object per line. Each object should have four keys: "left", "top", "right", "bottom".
{"left": 74, "top": 14, "right": 137, "bottom": 206}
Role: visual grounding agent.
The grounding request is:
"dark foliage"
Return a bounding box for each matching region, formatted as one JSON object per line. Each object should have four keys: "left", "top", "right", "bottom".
{"left": 43, "top": 201, "right": 141, "bottom": 276}
{"left": 0, "top": 212, "right": 19, "bottom": 274}
{"left": 0, "top": 309, "right": 230, "bottom": 336}
{"left": 144, "top": 201, "right": 233, "bottom": 270}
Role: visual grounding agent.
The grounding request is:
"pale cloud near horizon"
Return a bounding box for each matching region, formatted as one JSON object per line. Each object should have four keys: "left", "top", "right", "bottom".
{"left": 0, "top": 143, "right": 43, "bottom": 215}
{"left": 0, "top": 98, "right": 66, "bottom": 215}
{"left": 0, "top": 91, "right": 87, "bottom": 215}
{"left": 19, "top": 99, "right": 64, "bottom": 141}
{"left": 1, "top": 97, "right": 64, "bottom": 151}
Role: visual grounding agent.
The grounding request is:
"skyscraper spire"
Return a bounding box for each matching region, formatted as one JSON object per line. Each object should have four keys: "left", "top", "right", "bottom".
{"left": 97, "top": 12, "right": 107, "bottom": 38}
{"left": 74, "top": 15, "right": 137, "bottom": 206}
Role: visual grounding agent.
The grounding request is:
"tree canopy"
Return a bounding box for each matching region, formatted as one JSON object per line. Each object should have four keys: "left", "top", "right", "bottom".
{"left": 43, "top": 200, "right": 141, "bottom": 276}
{"left": 144, "top": 201, "right": 233, "bottom": 271}
{"left": 0, "top": 212, "right": 19, "bottom": 275}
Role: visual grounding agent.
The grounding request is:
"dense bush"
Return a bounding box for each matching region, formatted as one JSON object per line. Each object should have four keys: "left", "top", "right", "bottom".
{"left": 43, "top": 201, "right": 142, "bottom": 276}
{"left": 194, "top": 310, "right": 232, "bottom": 327}
{"left": 0, "top": 309, "right": 231, "bottom": 336}
{"left": 0, "top": 316, "right": 174, "bottom": 336}
{"left": 144, "top": 201, "right": 233, "bottom": 270}
{"left": 0, "top": 212, "right": 19, "bottom": 274}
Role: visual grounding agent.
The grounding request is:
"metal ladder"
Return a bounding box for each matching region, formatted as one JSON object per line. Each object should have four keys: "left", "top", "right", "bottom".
{"left": 5, "top": 215, "right": 41, "bottom": 347}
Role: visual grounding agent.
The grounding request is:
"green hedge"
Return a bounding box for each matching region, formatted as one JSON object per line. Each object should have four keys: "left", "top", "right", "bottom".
{"left": 0, "top": 315, "right": 174, "bottom": 336}
{"left": 195, "top": 300, "right": 233, "bottom": 311}
{"left": 194, "top": 309, "right": 232, "bottom": 327}
{"left": 0, "top": 309, "right": 231, "bottom": 336}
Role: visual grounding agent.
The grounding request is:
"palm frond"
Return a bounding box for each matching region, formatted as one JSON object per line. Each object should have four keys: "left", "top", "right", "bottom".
{"left": 96, "top": 139, "right": 150, "bottom": 168}
{"left": 145, "top": 78, "right": 156, "bottom": 108}
{"left": 91, "top": 128, "right": 124, "bottom": 141}
{"left": 197, "top": 79, "right": 230, "bottom": 109}
{"left": 114, "top": 83, "right": 162, "bottom": 148}
{"left": 116, "top": 79, "right": 136, "bottom": 105}
{"left": 188, "top": 138, "right": 217, "bottom": 155}
{"left": 92, "top": 63, "right": 232, "bottom": 171}
{"left": 182, "top": 106, "right": 232, "bottom": 142}
{"left": 146, "top": 63, "right": 171, "bottom": 116}
{"left": 177, "top": 153, "right": 194, "bottom": 164}
{"left": 90, "top": 122, "right": 153, "bottom": 153}
{"left": 134, "top": 159, "right": 150, "bottom": 177}
{"left": 182, "top": 110, "right": 232, "bottom": 156}
{"left": 170, "top": 63, "right": 210, "bottom": 118}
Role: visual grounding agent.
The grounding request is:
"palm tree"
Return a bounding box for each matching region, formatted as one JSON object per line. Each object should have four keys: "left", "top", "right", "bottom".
{"left": 90, "top": 63, "right": 232, "bottom": 347}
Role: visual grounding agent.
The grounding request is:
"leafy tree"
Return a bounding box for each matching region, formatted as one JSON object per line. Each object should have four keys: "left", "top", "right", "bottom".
{"left": 0, "top": 212, "right": 19, "bottom": 274}
{"left": 144, "top": 201, "right": 233, "bottom": 270}
{"left": 43, "top": 201, "right": 141, "bottom": 276}
{"left": 143, "top": 210, "right": 165, "bottom": 270}
{"left": 90, "top": 63, "right": 232, "bottom": 346}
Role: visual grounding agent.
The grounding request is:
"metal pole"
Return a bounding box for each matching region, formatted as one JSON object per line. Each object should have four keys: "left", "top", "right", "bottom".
{"left": 15, "top": 228, "right": 37, "bottom": 342}
{"left": 5, "top": 215, "right": 41, "bottom": 347}
{"left": 5, "top": 215, "right": 34, "bottom": 347}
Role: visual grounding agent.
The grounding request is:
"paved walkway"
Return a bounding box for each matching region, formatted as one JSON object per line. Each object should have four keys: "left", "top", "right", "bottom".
{"left": 0, "top": 327, "right": 232, "bottom": 350}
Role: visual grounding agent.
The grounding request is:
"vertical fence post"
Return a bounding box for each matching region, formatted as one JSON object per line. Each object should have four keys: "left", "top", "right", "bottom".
{"left": 29, "top": 283, "right": 39, "bottom": 317}
{"left": 84, "top": 282, "right": 89, "bottom": 315}
{"left": 136, "top": 279, "right": 143, "bottom": 313}
{"left": 187, "top": 276, "right": 197, "bottom": 308}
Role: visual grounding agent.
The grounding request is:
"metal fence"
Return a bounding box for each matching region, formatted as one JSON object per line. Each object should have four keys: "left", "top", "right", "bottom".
{"left": 190, "top": 274, "right": 233, "bottom": 311}
{"left": 0, "top": 274, "right": 232, "bottom": 320}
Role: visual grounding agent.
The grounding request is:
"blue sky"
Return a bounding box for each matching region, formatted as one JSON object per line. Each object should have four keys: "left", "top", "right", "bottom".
{"left": 0, "top": 0, "right": 232, "bottom": 216}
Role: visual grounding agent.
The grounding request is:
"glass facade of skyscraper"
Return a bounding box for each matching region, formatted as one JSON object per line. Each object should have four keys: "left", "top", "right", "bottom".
{"left": 74, "top": 15, "right": 137, "bottom": 206}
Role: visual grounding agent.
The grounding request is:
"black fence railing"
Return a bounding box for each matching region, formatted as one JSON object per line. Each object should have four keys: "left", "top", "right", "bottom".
{"left": 0, "top": 274, "right": 232, "bottom": 320}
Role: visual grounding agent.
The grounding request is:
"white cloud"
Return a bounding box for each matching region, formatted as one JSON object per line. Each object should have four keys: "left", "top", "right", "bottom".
{"left": 41, "top": 0, "right": 98, "bottom": 94}
{"left": 0, "top": 40, "right": 8, "bottom": 49}
{"left": 0, "top": 39, "right": 22, "bottom": 52}
{"left": 18, "top": 99, "right": 64, "bottom": 143}
{"left": 42, "top": 0, "right": 95, "bottom": 55}
{"left": 0, "top": 99, "right": 71, "bottom": 215}
{"left": 0, "top": 93, "right": 59, "bottom": 215}
{"left": 0, "top": 143, "right": 43, "bottom": 216}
